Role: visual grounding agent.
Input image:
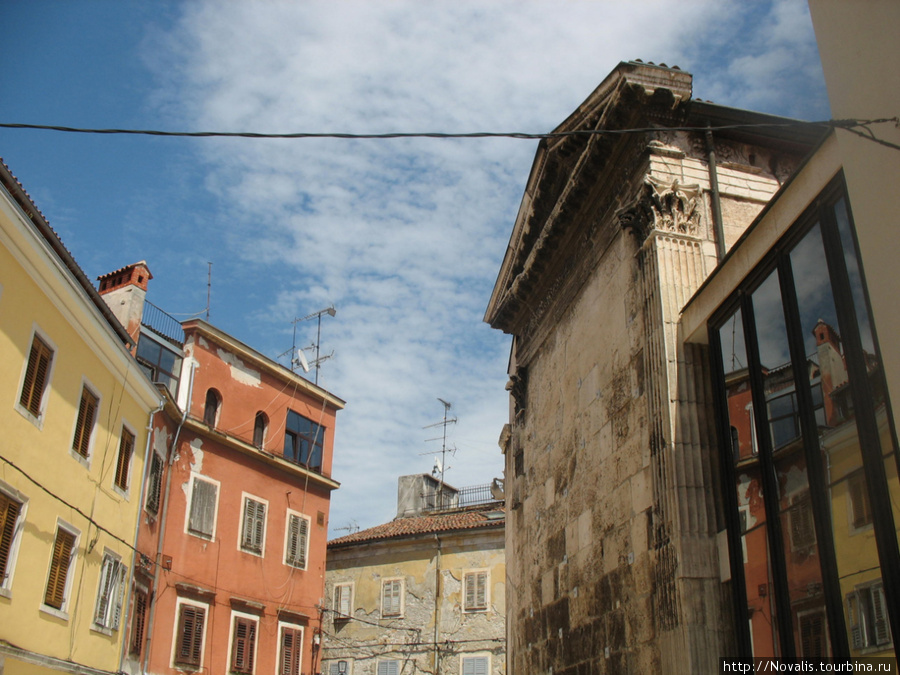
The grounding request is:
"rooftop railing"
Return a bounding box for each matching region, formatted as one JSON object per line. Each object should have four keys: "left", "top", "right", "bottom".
{"left": 142, "top": 301, "right": 185, "bottom": 345}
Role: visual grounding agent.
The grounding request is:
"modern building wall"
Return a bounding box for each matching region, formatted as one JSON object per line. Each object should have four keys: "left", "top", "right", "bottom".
{"left": 0, "top": 163, "right": 162, "bottom": 675}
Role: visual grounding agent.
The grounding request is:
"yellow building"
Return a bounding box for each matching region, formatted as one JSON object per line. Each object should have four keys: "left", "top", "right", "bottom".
{"left": 324, "top": 475, "right": 506, "bottom": 675}
{"left": 0, "top": 160, "right": 163, "bottom": 675}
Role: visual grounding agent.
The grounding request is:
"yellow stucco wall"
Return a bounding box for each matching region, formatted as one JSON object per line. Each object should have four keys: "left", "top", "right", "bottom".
{"left": 0, "top": 187, "right": 162, "bottom": 674}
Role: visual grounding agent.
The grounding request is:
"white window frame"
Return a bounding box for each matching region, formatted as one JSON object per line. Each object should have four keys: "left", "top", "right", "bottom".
{"left": 463, "top": 569, "right": 490, "bottom": 613}
{"left": 381, "top": 578, "right": 404, "bottom": 618}
{"left": 239, "top": 494, "right": 268, "bottom": 557}
{"left": 171, "top": 597, "right": 209, "bottom": 670}
{"left": 0, "top": 481, "right": 28, "bottom": 598}
{"left": 333, "top": 582, "right": 353, "bottom": 620}
{"left": 461, "top": 654, "right": 491, "bottom": 675}
{"left": 15, "top": 325, "right": 57, "bottom": 428}
{"left": 277, "top": 621, "right": 305, "bottom": 675}
{"left": 69, "top": 377, "right": 101, "bottom": 468}
{"left": 92, "top": 548, "right": 128, "bottom": 634}
{"left": 186, "top": 474, "right": 220, "bottom": 541}
{"left": 847, "top": 580, "right": 892, "bottom": 651}
{"left": 112, "top": 419, "right": 137, "bottom": 498}
{"left": 227, "top": 610, "right": 259, "bottom": 675}
{"left": 41, "top": 518, "right": 80, "bottom": 620}
{"left": 284, "top": 510, "right": 310, "bottom": 570}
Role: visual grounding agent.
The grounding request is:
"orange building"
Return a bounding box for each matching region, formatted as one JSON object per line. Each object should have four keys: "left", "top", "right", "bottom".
{"left": 98, "top": 265, "right": 344, "bottom": 675}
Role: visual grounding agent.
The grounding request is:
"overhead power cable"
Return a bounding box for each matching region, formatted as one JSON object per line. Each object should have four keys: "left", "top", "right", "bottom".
{"left": 0, "top": 117, "right": 896, "bottom": 142}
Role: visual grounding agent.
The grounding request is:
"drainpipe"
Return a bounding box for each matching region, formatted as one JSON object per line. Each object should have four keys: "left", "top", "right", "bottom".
{"left": 119, "top": 396, "right": 165, "bottom": 672}
{"left": 433, "top": 534, "right": 442, "bottom": 675}
{"left": 142, "top": 361, "right": 196, "bottom": 674}
{"left": 705, "top": 126, "right": 726, "bottom": 262}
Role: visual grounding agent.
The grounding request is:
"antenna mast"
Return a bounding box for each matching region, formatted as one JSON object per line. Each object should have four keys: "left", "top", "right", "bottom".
{"left": 206, "top": 262, "right": 212, "bottom": 320}
{"left": 420, "top": 398, "right": 457, "bottom": 509}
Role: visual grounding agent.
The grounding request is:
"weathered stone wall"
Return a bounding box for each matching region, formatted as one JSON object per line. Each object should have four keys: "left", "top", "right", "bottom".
{"left": 324, "top": 529, "right": 505, "bottom": 675}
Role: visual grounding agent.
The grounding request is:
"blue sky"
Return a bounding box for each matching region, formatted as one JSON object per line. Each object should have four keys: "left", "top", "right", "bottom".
{"left": 0, "top": 0, "right": 830, "bottom": 533}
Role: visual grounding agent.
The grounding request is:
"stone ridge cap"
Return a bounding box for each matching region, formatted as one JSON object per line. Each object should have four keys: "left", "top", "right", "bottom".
{"left": 328, "top": 505, "right": 505, "bottom": 548}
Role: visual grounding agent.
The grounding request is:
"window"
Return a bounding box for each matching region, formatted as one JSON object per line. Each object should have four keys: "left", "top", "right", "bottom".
{"left": 230, "top": 615, "right": 258, "bottom": 674}
{"left": 174, "top": 602, "right": 206, "bottom": 668}
{"left": 847, "top": 582, "right": 892, "bottom": 650}
{"left": 44, "top": 524, "right": 77, "bottom": 611}
{"left": 93, "top": 551, "right": 127, "bottom": 630}
{"left": 798, "top": 609, "right": 827, "bottom": 658}
{"left": 204, "top": 389, "right": 221, "bottom": 426}
{"left": 253, "top": 412, "right": 268, "bottom": 448}
{"left": 279, "top": 624, "right": 303, "bottom": 675}
{"left": 114, "top": 426, "right": 135, "bottom": 492}
{"left": 130, "top": 588, "right": 149, "bottom": 656}
{"left": 464, "top": 570, "right": 489, "bottom": 612}
{"left": 72, "top": 386, "right": 98, "bottom": 459}
{"left": 188, "top": 476, "right": 219, "bottom": 539}
{"left": 241, "top": 497, "right": 266, "bottom": 554}
{"left": 283, "top": 410, "right": 325, "bottom": 471}
{"left": 19, "top": 334, "right": 53, "bottom": 418}
{"left": 0, "top": 490, "right": 24, "bottom": 590}
{"left": 788, "top": 492, "right": 816, "bottom": 551}
{"left": 334, "top": 583, "right": 352, "bottom": 619}
{"left": 377, "top": 661, "right": 399, "bottom": 675}
{"left": 461, "top": 656, "right": 489, "bottom": 675}
{"left": 284, "top": 512, "right": 309, "bottom": 569}
{"left": 135, "top": 335, "right": 182, "bottom": 396}
{"left": 848, "top": 471, "right": 873, "bottom": 530}
{"left": 145, "top": 452, "right": 164, "bottom": 515}
{"left": 328, "top": 660, "right": 352, "bottom": 675}
{"left": 381, "top": 579, "right": 403, "bottom": 618}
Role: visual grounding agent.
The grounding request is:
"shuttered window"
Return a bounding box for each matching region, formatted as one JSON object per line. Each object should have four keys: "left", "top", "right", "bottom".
{"left": 231, "top": 616, "right": 257, "bottom": 674}
{"left": 44, "top": 526, "right": 76, "bottom": 610}
{"left": 72, "top": 387, "right": 98, "bottom": 458}
{"left": 847, "top": 581, "right": 892, "bottom": 650}
{"left": 0, "top": 493, "right": 22, "bottom": 585}
{"left": 848, "top": 471, "right": 873, "bottom": 529}
{"left": 280, "top": 626, "right": 303, "bottom": 675}
{"left": 130, "top": 589, "right": 148, "bottom": 655}
{"left": 20, "top": 335, "right": 53, "bottom": 417}
{"left": 381, "top": 579, "right": 402, "bottom": 617}
{"left": 241, "top": 498, "right": 266, "bottom": 554}
{"left": 462, "top": 656, "right": 489, "bottom": 675}
{"left": 799, "top": 611, "right": 826, "bottom": 657}
{"left": 328, "top": 661, "right": 350, "bottom": 675}
{"left": 464, "top": 571, "right": 488, "bottom": 611}
{"left": 114, "top": 427, "right": 135, "bottom": 491}
{"left": 285, "top": 514, "right": 309, "bottom": 569}
{"left": 93, "top": 552, "right": 127, "bottom": 629}
{"left": 175, "top": 603, "right": 206, "bottom": 667}
{"left": 334, "top": 583, "right": 352, "bottom": 618}
{"left": 145, "top": 453, "right": 164, "bottom": 515}
{"left": 188, "top": 477, "right": 218, "bottom": 538}
{"left": 376, "top": 660, "right": 399, "bottom": 675}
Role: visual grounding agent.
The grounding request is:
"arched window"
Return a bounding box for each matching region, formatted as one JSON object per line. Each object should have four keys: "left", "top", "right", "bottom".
{"left": 203, "top": 389, "right": 221, "bottom": 427}
{"left": 253, "top": 411, "right": 268, "bottom": 448}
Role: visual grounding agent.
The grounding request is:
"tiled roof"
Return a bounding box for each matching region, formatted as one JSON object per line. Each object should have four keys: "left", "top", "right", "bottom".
{"left": 328, "top": 505, "right": 505, "bottom": 548}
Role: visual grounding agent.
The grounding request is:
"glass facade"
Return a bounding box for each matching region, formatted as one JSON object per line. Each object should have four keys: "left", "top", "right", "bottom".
{"left": 711, "top": 176, "right": 900, "bottom": 658}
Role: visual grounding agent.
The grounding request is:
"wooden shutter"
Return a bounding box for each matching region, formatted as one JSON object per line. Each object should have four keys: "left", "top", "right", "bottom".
{"left": 463, "top": 657, "right": 488, "bottom": 675}
{"left": 231, "top": 617, "right": 257, "bottom": 674}
{"left": 336, "top": 584, "right": 351, "bottom": 616}
{"left": 287, "top": 515, "right": 308, "bottom": 568}
{"left": 377, "top": 661, "right": 398, "bottom": 675}
{"left": 0, "top": 494, "right": 21, "bottom": 581}
{"left": 146, "top": 454, "right": 164, "bottom": 514}
{"left": 115, "top": 428, "right": 135, "bottom": 490}
{"left": 72, "top": 388, "right": 98, "bottom": 458}
{"left": 789, "top": 494, "right": 815, "bottom": 550}
{"left": 112, "top": 561, "right": 127, "bottom": 629}
{"left": 176, "top": 604, "right": 205, "bottom": 667}
{"left": 280, "top": 627, "right": 302, "bottom": 675}
{"left": 189, "top": 478, "right": 217, "bottom": 537}
{"left": 799, "top": 611, "right": 825, "bottom": 657}
{"left": 242, "top": 499, "right": 265, "bottom": 553}
{"left": 465, "top": 572, "right": 487, "bottom": 610}
{"left": 130, "top": 590, "right": 148, "bottom": 655}
{"left": 849, "top": 473, "right": 873, "bottom": 529}
{"left": 847, "top": 592, "right": 863, "bottom": 649}
{"left": 382, "top": 580, "right": 401, "bottom": 616}
{"left": 20, "top": 336, "right": 52, "bottom": 416}
{"left": 94, "top": 554, "right": 117, "bottom": 626}
{"left": 45, "top": 528, "right": 75, "bottom": 609}
{"left": 872, "top": 584, "right": 891, "bottom": 646}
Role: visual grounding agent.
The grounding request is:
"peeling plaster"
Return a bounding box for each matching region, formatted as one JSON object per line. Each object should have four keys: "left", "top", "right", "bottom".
{"left": 217, "top": 348, "right": 262, "bottom": 387}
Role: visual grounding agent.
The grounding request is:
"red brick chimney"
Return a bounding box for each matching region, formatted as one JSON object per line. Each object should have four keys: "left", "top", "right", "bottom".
{"left": 97, "top": 261, "right": 152, "bottom": 346}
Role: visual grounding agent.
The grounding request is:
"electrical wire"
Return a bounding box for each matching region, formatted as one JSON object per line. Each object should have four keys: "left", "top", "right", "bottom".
{"left": 0, "top": 117, "right": 896, "bottom": 142}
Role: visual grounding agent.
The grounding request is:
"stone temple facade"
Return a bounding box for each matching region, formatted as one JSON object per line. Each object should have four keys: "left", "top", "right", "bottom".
{"left": 485, "top": 62, "right": 824, "bottom": 673}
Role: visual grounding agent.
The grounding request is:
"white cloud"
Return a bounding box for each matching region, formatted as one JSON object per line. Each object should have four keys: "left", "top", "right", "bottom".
{"left": 141, "top": 0, "right": 828, "bottom": 531}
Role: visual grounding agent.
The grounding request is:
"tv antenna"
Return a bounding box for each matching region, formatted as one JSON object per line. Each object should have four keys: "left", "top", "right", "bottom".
{"left": 278, "top": 306, "right": 337, "bottom": 384}
{"left": 420, "top": 398, "right": 457, "bottom": 508}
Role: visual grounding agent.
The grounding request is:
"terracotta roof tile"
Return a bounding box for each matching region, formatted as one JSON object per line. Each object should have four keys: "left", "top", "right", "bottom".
{"left": 328, "top": 505, "right": 504, "bottom": 548}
